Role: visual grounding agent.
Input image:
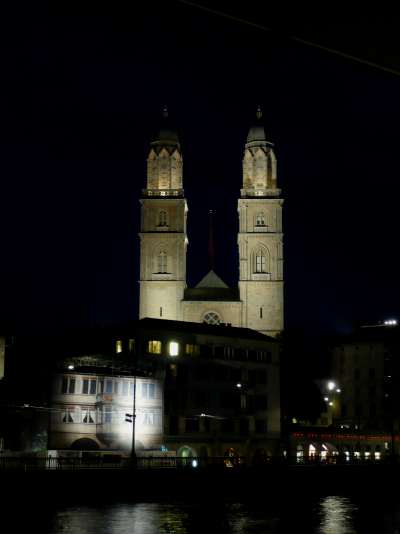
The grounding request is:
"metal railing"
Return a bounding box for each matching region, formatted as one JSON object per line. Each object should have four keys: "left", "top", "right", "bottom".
{"left": 0, "top": 454, "right": 394, "bottom": 471}
{"left": 0, "top": 455, "right": 248, "bottom": 471}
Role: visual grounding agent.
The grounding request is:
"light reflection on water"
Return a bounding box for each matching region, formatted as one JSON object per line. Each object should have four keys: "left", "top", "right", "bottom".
{"left": 317, "top": 496, "right": 357, "bottom": 534}
{"left": 44, "top": 498, "right": 400, "bottom": 533}
{"left": 50, "top": 503, "right": 279, "bottom": 534}
{"left": 51, "top": 504, "right": 189, "bottom": 534}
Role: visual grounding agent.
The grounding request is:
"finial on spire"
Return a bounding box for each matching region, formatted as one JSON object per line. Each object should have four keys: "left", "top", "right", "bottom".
{"left": 163, "top": 105, "right": 168, "bottom": 119}
{"left": 256, "top": 105, "right": 262, "bottom": 120}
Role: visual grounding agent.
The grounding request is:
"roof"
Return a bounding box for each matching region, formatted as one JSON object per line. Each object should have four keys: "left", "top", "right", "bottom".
{"left": 138, "top": 317, "right": 277, "bottom": 342}
{"left": 183, "top": 270, "right": 239, "bottom": 301}
{"left": 333, "top": 324, "right": 400, "bottom": 345}
{"left": 195, "top": 270, "right": 228, "bottom": 288}
{"left": 150, "top": 108, "right": 180, "bottom": 148}
{"left": 183, "top": 287, "right": 240, "bottom": 302}
{"left": 245, "top": 108, "right": 273, "bottom": 149}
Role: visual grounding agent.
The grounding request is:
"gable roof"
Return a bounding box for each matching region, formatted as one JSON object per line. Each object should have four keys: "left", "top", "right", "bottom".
{"left": 195, "top": 270, "right": 229, "bottom": 289}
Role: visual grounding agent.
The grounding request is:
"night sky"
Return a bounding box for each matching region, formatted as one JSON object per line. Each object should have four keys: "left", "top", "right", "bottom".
{"left": 2, "top": 3, "right": 400, "bottom": 337}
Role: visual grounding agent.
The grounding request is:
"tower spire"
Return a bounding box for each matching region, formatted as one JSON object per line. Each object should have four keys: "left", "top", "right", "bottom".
{"left": 163, "top": 105, "right": 168, "bottom": 119}
{"left": 208, "top": 209, "right": 215, "bottom": 271}
{"left": 256, "top": 105, "right": 262, "bottom": 120}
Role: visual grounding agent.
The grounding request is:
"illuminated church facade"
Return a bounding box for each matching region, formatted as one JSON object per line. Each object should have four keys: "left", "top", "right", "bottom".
{"left": 139, "top": 111, "right": 284, "bottom": 337}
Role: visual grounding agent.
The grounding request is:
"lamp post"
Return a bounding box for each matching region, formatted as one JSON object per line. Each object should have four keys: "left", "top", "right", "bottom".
{"left": 129, "top": 338, "right": 139, "bottom": 469}
{"left": 130, "top": 374, "right": 137, "bottom": 468}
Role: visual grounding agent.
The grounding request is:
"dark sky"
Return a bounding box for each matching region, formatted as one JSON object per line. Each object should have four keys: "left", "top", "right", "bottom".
{"left": 2, "top": 2, "right": 400, "bottom": 336}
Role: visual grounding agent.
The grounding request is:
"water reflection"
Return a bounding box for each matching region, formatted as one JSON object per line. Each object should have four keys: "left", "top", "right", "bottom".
{"left": 42, "top": 498, "right": 400, "bottom": 534}
{"left": 317, "top": 496, "right": 357, "bottom": 534}
{"left": 50, "top": 502, "right": 279, "bottom": 534}
{"left": 52, "top": 504, "right": 189, "bottom": 534}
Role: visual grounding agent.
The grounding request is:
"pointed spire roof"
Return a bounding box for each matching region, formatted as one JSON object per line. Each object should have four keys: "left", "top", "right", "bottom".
{"left": 246, "top": 106, "right": 270, "bottom": 147}
{"left": 195, "top": 270, "right": 229, "bottom": 289}
{"left": 151, "top": 106, "right": 180, "bottom": 148}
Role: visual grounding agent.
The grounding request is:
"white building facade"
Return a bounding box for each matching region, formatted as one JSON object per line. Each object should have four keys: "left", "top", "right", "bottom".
{"left": 50, "top": 369, "right": 163, "bottom": 451}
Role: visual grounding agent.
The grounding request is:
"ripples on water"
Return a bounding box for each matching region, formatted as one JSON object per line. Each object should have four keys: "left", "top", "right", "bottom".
{"left": 317, "top": 496, "right": 357, "bottom": 534}
{"left": 12, "top": 496, "right": 400, "bottom": 533}
{"left": 49, "top": 502, "right": 279, "bottom": 534}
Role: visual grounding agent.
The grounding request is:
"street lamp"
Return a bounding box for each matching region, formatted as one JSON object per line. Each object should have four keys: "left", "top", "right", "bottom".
{"left": 128, "top": 338, "right": 140, "bottom": 469}
{"left": 128, "top": 338, "right": 181, "bottom": 467}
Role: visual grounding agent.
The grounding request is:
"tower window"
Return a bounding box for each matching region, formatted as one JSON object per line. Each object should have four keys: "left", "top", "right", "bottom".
{"left": 203, "top": 311, "right": 221, "bottom": 325}
{"left": 159, "top": 210, "right": 167, "bottom": 226}
{"left": 255, "top": 213, "right": 265, "bottom": 226}
{"left": 160, "top": 306, "right": 163, "bottom": 317}
{"left": 158, "top": 251, "right": 167, "bottom": 273}
{"left": 260, "top": 307, "right": 263, "bottom": 319}
{"left": 255, "top": 251, "right": 266, "bottom": 273}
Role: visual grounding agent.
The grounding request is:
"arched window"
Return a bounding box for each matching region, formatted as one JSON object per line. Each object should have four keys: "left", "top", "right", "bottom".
{"left": 203, "top": 311, "right": 221, "bottom": 325}
{"left": 255, "top": 212, "right": 265, "bottom": 226}
{"left": 159, "top": 210, "right": 167, "bottom": 226}
{"left": 255, "top": 250, "right": 266, "bottom": 273}
{"left": 158, "top": 251, "right": 167, "bottom": 273}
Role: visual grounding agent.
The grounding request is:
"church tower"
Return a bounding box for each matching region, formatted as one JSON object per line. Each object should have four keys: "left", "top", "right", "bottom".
{"left": 139, "top": 110, "right": 188, "bottom": 320}
{"left": 238, "top": 109, "right": 284, "bottom": 336}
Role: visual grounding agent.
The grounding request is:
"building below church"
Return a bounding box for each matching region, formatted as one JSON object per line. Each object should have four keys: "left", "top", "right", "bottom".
{"left": 45, "top": 318, "right": 280, "bottom": 461}
{"left": 139, "top": 110, "right": 284, "bottom": 337}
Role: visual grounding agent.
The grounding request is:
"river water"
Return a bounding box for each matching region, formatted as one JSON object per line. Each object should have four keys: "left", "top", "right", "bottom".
{"left": 10, "top": 496, "right": 400, "bottom": 533}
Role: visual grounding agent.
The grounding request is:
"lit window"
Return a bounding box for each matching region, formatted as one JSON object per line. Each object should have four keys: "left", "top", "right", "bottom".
{"left": 169, "top": 341, "right": 179, "bottom": 356}
{"left": 203, "top": 311, "right": 221, "bottom": 325}
{"left": 158, "top": 251, "right": 167, "bottom": 273}
{"left": 142, "top": 412, "right": 155, "bottom": 425}
{"left": 185, "top": 344, "right": 200, "bottom": 355}
{"left": 141, "top": 383, "right": 156, "bottom": 399}
{"left": 82, "top": 408, "right": 95, "bottom": 424}
{"left": 82, "top": 379, "right": 97, "bottom": 395}
{"left": 61, "top": 407, "right": 75, "bottom": 424}
{"left": 116, "top": 339, "right": 123, "bottom": 353}
{"left": 255, "top": 251, "right": 266, "bottom": 273}
{"left": 128, "top": 339, "right": 135, "bottom": 353}
{"left": 148, "top": 340, "right": 162, "bottom": 354}
{"left": 255, "top": 213, "right": 265, "bottom": 226}
{"left": 105, "top": 380, "right": 113, "bottom": 394}
{"left": 61, "top": 377, "right": 76, "bottom": 395}
{"left": 104, "top": 406, "right": 112, "bottom": 423}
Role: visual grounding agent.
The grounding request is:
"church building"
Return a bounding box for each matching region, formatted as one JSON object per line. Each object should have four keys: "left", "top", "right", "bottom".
{"left": 139, "top": 110, "right": 284, "bottom": 337}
